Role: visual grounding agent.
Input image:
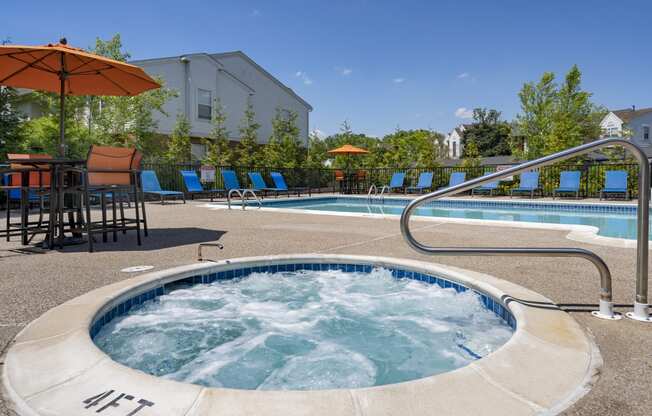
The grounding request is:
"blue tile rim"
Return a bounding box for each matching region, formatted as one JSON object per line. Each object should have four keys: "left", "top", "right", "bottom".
{"left": 89, "top": 262, "right": 516, "bottom": 339}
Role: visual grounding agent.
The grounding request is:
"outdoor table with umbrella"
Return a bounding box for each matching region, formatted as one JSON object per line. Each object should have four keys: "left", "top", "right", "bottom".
{"left": 0, "top": 38, "right": 160, "bottom": 248}
{"left": 327, "top": 144, "right": 369, "bottom": 194}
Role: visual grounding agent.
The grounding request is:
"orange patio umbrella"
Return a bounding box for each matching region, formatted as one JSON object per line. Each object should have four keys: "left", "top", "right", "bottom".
{"left": 327, "top": 144, "right": 370, "bottom": 156}
{"left": 327, "top": 144, "right": 369, "bottom": 172}
{"left": 0, "top": 38, "right": 160, "bottom": 156}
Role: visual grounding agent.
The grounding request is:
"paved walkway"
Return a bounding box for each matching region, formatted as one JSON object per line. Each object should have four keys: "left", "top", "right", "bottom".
{"left": 0, "top": 201, "right": 649, "bottom": 415}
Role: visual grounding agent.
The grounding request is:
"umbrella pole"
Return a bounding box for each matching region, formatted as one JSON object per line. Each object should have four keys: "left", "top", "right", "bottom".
{"left": 59, "top": 77, "right": 65, "bottom": 157}
{"left": 58, "top": 50, "right": 66, "bottom": 157}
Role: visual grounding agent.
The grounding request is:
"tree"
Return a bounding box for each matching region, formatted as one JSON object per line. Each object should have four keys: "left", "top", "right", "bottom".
{"left": 461, "top": 139, "right": 481, "bottom": 168}
{"left": 462, "top": 108, "right": 512, "bottom": 157}
{"left": 548, "top": 65, "right": 605, "bottom": 154}
{"left": 0, "top": 86, "right": 24, "bottom": 158}
{"left": 514, "top": 72, "right": 556, "bottom": 160}
{"left": 236, "top": 101, "right": 261, "bottom": 166}
{"left": 203, "top": 97, "right": 232, "bottom": 166}
{"left": 278, "top": 110, "right": 303, "bottom": 168}
{"left": 514, "top": 65, "right": 605, "bottom": 160}
{"left": 165, "top": 114, "right": 191, "bottom": 162}
{"left": 264, "top": 108, "right": 303, "bottom": 168}
{"left": 88, "top": 35, "right": 176, "bottom": 157}
{"left": 383, "top": 129, "right": 444, "bottom": 168}
{"left": 304, "top": 130, "right": 328, "bottom": 168}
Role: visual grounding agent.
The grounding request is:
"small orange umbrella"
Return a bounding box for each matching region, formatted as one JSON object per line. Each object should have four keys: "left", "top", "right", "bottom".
{"left": 327, "top": 144, "right": 369, "bottom": 172}
{"left": 0, "top": 38, "right": 160, "bottom": 156}
{"left": 327, "top": 144, "right": 369, "bottom": 155}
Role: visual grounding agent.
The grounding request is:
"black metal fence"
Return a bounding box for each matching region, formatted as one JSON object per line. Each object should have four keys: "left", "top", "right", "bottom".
{"left": 142, "top": 160, "right": 645, "bottom": 198}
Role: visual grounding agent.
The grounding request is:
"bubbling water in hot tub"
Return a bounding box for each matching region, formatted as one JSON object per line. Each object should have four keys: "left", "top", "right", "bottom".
{"left": 94, "top": 268, "right": 513, "bottom": 390}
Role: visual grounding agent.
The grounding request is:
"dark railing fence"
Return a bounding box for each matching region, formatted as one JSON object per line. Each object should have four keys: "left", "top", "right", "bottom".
{"left": 142, "top": 160, "right": 645, "bottom": 198}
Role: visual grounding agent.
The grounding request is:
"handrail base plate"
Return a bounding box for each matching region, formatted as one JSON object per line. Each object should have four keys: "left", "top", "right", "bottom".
{"left": 625, "top": 302, "right": 652, "bottom": 322}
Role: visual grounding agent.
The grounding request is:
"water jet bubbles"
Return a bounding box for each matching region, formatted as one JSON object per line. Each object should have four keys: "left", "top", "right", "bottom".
{"left": 95, "top": 268, "right": 513, "bottom": 390}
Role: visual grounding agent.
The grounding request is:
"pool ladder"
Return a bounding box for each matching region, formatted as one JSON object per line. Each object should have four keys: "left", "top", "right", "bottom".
{"left": 227, "top": 189, "right": 262, "bottom": 210}
{"left": 400, "top": 137, "right": 651, "bottom": 322}
{"left": 367, "top": 184, "right": 389, "bottom": 204}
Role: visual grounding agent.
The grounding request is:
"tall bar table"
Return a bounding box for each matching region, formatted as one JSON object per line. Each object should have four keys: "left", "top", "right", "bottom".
{"left": 6, "top": 158, "right": 86, "bottom": 248}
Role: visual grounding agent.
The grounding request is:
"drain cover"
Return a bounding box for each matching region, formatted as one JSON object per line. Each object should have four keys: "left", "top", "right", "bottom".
{"left": 121, "top": 265, "right": 154, "bottom": 273}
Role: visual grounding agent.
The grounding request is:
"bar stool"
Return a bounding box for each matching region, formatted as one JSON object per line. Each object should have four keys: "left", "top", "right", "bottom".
{"left": 1, "top": 154, "right": 52, "bottom": 243}
{"left": 82, "top": 146, "right": 144, "bottom": 252}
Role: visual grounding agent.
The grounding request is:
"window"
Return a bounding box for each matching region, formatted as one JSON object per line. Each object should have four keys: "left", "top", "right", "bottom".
{"left": 452, "top": 142, "right": 457, "bottom": 158}
{"left": 197, "top": 89, "right": 212, "bottom": 120}
{"left": 643, "top": 125, "right": 650, "bottom": 141}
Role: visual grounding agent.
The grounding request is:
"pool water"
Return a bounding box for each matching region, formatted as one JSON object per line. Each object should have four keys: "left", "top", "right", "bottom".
{"left": 94, "top": 268, "right": 513, "bottom": 390}
{"left": 258, "top": 198, "right": 650, "bottom": 240}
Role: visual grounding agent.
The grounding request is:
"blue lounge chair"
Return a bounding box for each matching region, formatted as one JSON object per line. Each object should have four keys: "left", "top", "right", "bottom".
{"left": 387, "top": 172, "right": 406, "bottom": 193}
{"left": 553, "top": 171, "right": 581, "bottom": 199}
{"left": 510, "top": 171, "right": 540, "bottom": 198}
{"left": 406, "top": 172, "right": 434, "bottom": 194}
{"left": 141, "top": 170, "right": 185, "bottom": 204}
{"left": 270, "top": 172, "right": 311, "bottom": 197}
{"left": 600, "top": 170, "right": 629, "bottom": 200}
{"left": 439, "top": 172, "right": 466, "bottom": 190}
{"left": 180, "top": 170, "right": 224, "bottom": 201}
{"left": 248, "top": 172, "right": 283, "bottom": 197}
{"left": 222, "top": 169, "right": 260, "bottom": 193}
{"left": 472, "top": 178, "right": 499, "bottom": 196}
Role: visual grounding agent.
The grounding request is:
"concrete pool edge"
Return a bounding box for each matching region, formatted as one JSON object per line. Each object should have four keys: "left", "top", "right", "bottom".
{"left": 2, "top": 255, "right": 601, "bottom": 416}
{"left": 204, "top": 198, "right": 640, "bottom": 249}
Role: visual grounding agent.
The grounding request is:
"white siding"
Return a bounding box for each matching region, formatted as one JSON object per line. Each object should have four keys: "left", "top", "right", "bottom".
{"left": 446, "top": 127, "right": 464, "bottom": 159}
{"left": 214, "top": 54, "right": 310, "bottom": 145}
{"left": 600, "top": 112, "right": 623, "bottom": 137}
{"left": 625, "top": 112, "right": 652, "bottom": 150}
{"left": 134, "top": 52, "right": 311, "bottom": 146}
{"left": 138, "top": 60, "right": 186, "bottom": 135}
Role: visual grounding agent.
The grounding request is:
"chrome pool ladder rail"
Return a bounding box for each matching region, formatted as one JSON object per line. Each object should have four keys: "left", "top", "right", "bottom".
{"left": 227, "top": 189, "right": 262, "bottom": 210}
{"left": 367, "top": 184, "right": 388, "bottom": 204}
{"left": 400, "top": 137, "right": 650, "bottom": 322}
{"left": 367, "top": 184, "right": 377, "bottom": 202}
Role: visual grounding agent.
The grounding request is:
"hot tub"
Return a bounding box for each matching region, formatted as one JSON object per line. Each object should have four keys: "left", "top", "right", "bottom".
{"left": 2, "top": 255, "right": 601, "bottom": 416}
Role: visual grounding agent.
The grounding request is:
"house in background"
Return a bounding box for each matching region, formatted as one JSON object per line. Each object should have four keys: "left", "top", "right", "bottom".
{"left": 600, "top": 106, "right": 652, "bottom": 158}
{"left": 132, "top": 51, "right": 312, "bottom": 159}
{"left": 445, "top": 124, "right": 468, "bottom": 159}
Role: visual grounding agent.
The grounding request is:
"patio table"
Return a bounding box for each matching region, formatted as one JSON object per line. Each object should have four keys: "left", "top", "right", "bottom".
{"left": 6, "top": 158, "right": 86, "bottom": 248}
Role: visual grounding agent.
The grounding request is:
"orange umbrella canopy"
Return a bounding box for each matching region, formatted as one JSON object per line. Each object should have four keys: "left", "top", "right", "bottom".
{"left": 0, "top": 39, "right": 160, "bottom": 96}
{"left": 0, "top": 38, "right": 160, "bottom": 156}
{"left": 327, "top": 144, "right": 369, "bottom": 155}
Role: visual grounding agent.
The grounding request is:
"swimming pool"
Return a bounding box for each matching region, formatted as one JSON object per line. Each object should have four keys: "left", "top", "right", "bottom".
{"left": 252, "top": 196, "right": 650, "bottom": 240}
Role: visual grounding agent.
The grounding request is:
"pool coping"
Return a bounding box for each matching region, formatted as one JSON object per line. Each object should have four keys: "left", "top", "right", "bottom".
{"left": 2, "top": 255, "right": 601, "bottom": 416}
{"left": 205, "top": 196, "right": 643, "bottom": 249}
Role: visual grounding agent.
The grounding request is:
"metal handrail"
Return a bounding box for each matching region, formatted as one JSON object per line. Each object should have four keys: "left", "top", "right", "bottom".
{"left": 197, "top": 242, "right": 224, "bottom": 262}
{"left": 367, "top": 184, "right": 377, "bottom": 202}
{"left": 378, "top": 185, "right": 389, "bottom": 204}
{"left": 227, "top": 189, "right": 262, "bottom": 210}
{"left": 400, "top": 137, "right": 650, "bottom": 321}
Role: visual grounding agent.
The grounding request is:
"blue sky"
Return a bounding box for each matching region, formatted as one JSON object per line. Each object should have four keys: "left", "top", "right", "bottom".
{"left": 4, "top": 0, "right": 651, "bottom": 138}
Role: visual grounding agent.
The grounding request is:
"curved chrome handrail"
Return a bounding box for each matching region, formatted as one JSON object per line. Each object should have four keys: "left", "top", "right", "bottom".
{"left": 378, "top": 185, "right": 389, "bottom": 204}
{"left": 400, "top": 137, "right": 650, "bottom": 321}
{"left": 241, "top": 189, "right": 262, "bottom": 210}
{"left": 367, "top": 184, "right": 378, "bottom": 202}
{"left": 227, "top": 189, "right": 243, "bottom": 210}
{"left": 227, "top": 189, "right": 262, "bottom": 210}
